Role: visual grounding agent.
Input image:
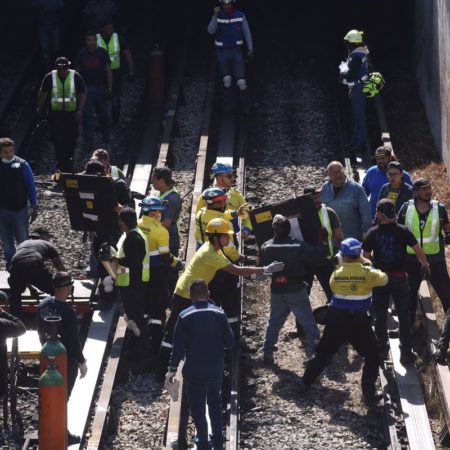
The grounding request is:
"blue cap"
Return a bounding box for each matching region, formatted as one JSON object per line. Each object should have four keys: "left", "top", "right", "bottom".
{"left": 340, "top": 238, "right": 362, "bottom": 256}
{"left": 211, "top": 162, "right": 233, "bottom": 175}
{"left": 140, "top": 196, "right": 166, "bottom": 211}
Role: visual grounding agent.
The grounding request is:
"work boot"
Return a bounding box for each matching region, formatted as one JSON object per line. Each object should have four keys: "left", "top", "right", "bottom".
{"left": 127, "top": 320, "right": 141, "bottom": 337}
{"left": 433, "top": 347, "right": 448, "bottom": 365}
{"left": 68, "top": 432, "right": 81, "bottom": 445}
{"left": 362, "top": 391, "right": 382, "bottom": 407}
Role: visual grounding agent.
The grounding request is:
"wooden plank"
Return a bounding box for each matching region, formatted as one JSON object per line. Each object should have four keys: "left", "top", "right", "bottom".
{"left": 390, "top": 337, "right": 434, "bottom": 449}
{"left": 419, "top": 281, "right": 450, "bottom": 438}
{"left": 68, "top": 304, "right": 118, "bottom": 449}
{"left": 86, "top": 316, "right": 127, "bottom": 450}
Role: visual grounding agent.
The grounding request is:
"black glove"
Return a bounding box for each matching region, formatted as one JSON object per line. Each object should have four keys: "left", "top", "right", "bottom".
{"left": 421, "top": 265, "right": 431, "bottom": 281}
{"left": 445, "top": 233, "right": 450, "bottom": 245}
{"left": 98, "top": 242, "right": 112, "bottom": 261}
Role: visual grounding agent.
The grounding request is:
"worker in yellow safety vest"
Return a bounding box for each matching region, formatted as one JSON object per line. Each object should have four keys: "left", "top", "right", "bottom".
{"left": 397, "top": 178, "right": 450, "bottom": 322}
{"left": 97, "top": 22, "right": 134, "bottom": 124}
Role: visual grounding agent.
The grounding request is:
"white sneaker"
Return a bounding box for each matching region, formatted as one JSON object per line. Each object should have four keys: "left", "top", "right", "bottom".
{"left": 127, "top": 319, "right": 141, "bottom": 337}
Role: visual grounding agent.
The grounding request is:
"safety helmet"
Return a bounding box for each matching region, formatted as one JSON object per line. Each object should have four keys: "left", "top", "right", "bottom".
{"left": 211, "top": 162, "right": 233, "bottom": 176}
{"left": 140, "top": 196, "right": 166, "bottom": 212}
{"left": 220, "top": 0, "right": 235, "bottom": 4}
{"left": 202, "top": 188, "right": 227, "bottom": 204}
{"left": 343, "top": 29, "right": 364, "bottom": 44}
{"left": 340, "top": 238, "right": 362, "bottom": 256}
{"left": 205, "top": 218, "right": 234, "bottom": 235}
{"left": 362, "top": 72, "right": 385, "bottom": 98}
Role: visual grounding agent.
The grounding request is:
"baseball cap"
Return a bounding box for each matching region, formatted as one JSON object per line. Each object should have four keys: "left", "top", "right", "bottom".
{"left": 374, "top": 146, "right": 392, "bottom": 157}
{"left": 377, "top": 198, "right": 396, "bottom": 220}
{"left": 52, "top": 272, "right": 73, "bottom": 288}
{"left": 303, "top": 185, "right": 322, "bottom": 195}
{"left": 413, "top": 178, "right": 431, "bottom": 191}
{"left": 387, "top": 161, "right": 403, "bottom": 173}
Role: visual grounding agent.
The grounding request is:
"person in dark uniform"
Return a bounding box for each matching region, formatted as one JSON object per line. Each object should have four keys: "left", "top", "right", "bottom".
{"left": 0, "top": 291, "right": 26, "bottom": 400}
{"left": 259, "top": 214, "right": 330, "bottom": 363}
{"left": 37, "top": 272, "right": 87, "bottom": 396}
{"left": 166, "top": 279, "right": 234, "bottom": 450}
{"left": 362, "top": 199, "right": 430, "bottom": 364}
{"left": 397, "top": 178, "right": 450, "bottom": 322}
{"left": 96, "top": 22, "right": 134, "bottom": 124}
{"left": 8, "top": 228, "right": 66, "bottom": 316}
{"left": 300, "top": 238, "right": 388, "bottom": 406}
{"left": 37, "top": 57, "right": 87, "bottom": 173}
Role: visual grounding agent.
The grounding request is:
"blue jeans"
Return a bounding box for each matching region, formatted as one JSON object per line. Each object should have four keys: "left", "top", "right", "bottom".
{"left": 82, "top": 85, "right": 111, "bottom": 144}
{"left": 0, "top": 208, "right": 29, "bottom": 267}
{"left": 38, "top": 23, "right": 60, "bottom": 73}
{"left": 216, "top": 48, "right": 245, "bottom": 80}
{"left": 349, "top": 83, "right": 367, "bottom": 147}
{"left": 264, "top": 288, "right": 319, "bottom": 357}
{"left": 185, "top": 379, "right": 223, "bottom": 450}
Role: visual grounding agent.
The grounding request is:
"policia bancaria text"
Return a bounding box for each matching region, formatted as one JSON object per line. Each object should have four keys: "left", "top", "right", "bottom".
{"left": 300, "top": 238, "right": 388, "bottom": 406}
{"left": 158, "top": 217, "right": 284, "bottom": 380}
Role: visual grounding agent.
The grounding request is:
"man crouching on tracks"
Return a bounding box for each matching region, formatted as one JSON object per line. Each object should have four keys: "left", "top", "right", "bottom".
{"left": 166, "top": 279, "right": 234, "bottom": 450}
{"left": 258, "top": 214, "right": 330, "bottom": 363}
{"left": 300, "top": 238, "right": 388, "bottom": 406}
{"left": 158, "top": 218, "right": 284, "bottom": 380}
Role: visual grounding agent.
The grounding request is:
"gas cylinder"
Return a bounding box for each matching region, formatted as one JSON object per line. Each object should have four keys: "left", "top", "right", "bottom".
{"left": 39, "top": 362, "right": 67, "bottom": 450}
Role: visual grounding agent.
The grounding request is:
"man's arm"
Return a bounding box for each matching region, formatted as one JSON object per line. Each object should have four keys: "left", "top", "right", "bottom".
{"left": 123, "top": 49, "right": 134, "bottom": 77}
{"left": 106, "top": 65, "right": 113, "bottom": 92}
{"left": 370, "top": 268, "right": 388, "bottom": 287}
{"left": 411, "top": 243, "right": 429, "bottom": 267}
{"left": 207, "top": 11, "right": 219, "bottom": 34}
{"left": 242, "top": 15, "right": 253, "bottom": 51}
{"left": 168, "top": 317, "right": 187, "bottom": 372}
{"left": 0, "top": 310, "right": 26, "bottom": 339}
{"left": 357, "top": 185, "right": 372, "bottom": 234}
{"left": 63, "top": 307, "right": 85, "bottom": 363}
{"left": 22, "top": 162, "right": 37, "bottom": 207}
{"left": 51, "top": 256, "right": 66, "bottom": 271}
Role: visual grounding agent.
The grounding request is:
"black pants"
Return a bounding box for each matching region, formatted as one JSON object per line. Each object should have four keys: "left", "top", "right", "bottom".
{"left": 118, "top": 284, "right": 145, "bottom": 330}
{"left": 111, "top": 70, "right": 122, "bottom": 124}
{"left": 302, "top": 307, "right": 379, "bottom": 399}
{"left": 209, "top": 270, "right": 241, "bottom": 337}
{"left": 8, "top": 262, "right": 54, "bottom": 316}
{"left": 406, "top": 259, "right": 450, "bottom": 321}
{"left": 48, "top": 111, "right": 78, "bottom": 172}
{"left": 67, "top": 356, "right": 78, "bottom": 397}
{"left": 147, "top": 266, "right": 169, "bottom": 350}
{"left": 304, "top": 263, "right": 334, "bottom": 301}
{"left": 373, "top": 275, "right": 411, "bottom": 352}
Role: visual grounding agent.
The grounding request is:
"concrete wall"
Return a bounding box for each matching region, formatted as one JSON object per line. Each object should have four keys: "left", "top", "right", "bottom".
{"left": 414, "top": 0, "right": 450, "bottom": 169}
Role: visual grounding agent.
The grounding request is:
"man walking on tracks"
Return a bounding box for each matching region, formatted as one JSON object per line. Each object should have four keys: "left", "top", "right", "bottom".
{"left": 37, "top": 57, "right": 87, "bottom": 173}
{"left": 397, "top": 178, "right": 450, "bottom": 322}
{"left": 300, "top": 238, "right": 388, "bottom": 406}
{"left": 166, "top": 279, "right": 234, "bottom": 450}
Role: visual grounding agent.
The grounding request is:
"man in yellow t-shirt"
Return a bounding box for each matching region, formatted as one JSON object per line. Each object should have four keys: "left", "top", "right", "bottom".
{"left": 138, "top": 196, "right": 183, "bottom": 353}
{"left": 157, "top": 218, "right": 285, "bottom": 380}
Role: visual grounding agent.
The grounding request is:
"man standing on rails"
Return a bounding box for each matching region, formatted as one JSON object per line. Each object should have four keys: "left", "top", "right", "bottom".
{"left": 0, "top": 137, "right": 38, "bottom": 269}
{"left": 207, "top": 0, "right": 254, "bottom": 110}
{"left": 397, "top": 178, "right": 450, "bottom": 322}
{"left": 166, "top": 279, "right": 234, "bottom": 450}
{"left": 258, "top": 214, "right": 330, "bottom": 363}
{"left": 7, "top": 227, "right": 65, "bottom": 316}
{"left": 378, "top": 161, "right": 413, "bottom": 214}
{"left": 362, "top": 199, "right": 430, "bottom": 364}
{"left": 300, "top": 238, "right": 388, "bottom": 406}
{"left": 37, "top": 57, "right": 87, "bottom": 174}
{"left": 339, "top": 29, "right": 369, "bottom": 163}
{"left": 158, "top": 218, "right": 284, "bottom": 380}
{"left": 96, "top": 22, "right": 134, "bottom": 124}
{"left": 76, "top": 31, "right": 113, "bottom": 151}
{"left": 196, "top": 162, "right": 252, "bottom": 238}
{"left": 321, "top": 161, "right": 371, "bottom": 241}
{"left": 137, "top": 196, "right": 184, "bottom": 353}
{"left": 362, "top": 147, "right": 412, "bottom": 218}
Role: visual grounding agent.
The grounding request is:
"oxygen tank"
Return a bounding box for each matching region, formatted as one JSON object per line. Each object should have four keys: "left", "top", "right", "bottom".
{"left": 39, "top": 362, "right": 67, "bottom": 449}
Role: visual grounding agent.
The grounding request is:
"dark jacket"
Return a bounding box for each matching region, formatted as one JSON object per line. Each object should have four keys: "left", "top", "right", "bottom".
{"left": 259, "top": 236, "right": 329, "bottom": 293}
{"left": 0, "top": 312, "right": 26, "bottom": 397}
{"left": 378, "top": 182, "right": 413, "bottom": 213}
{"left": 169, "top": 301, "right": 234, "bottom": 383}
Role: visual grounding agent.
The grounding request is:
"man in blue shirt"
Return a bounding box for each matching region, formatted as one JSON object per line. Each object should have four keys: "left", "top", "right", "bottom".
{"left": 362, "top": 147, "right": 412, "bottom": 218}
{"left": 166, "top": 279, "right": 234, "bottom": 450}
{"left": 0, "top": 138, "right": 37, "bottom": 268}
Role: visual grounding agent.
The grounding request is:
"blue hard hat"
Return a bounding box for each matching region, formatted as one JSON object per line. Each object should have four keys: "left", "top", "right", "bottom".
{"left": 211, "top": 162, "right": 233, "bottom": 175}
{"left": 203, "top": 188, "right": 227, "bottom": 204}
{"left": 340, "top": 238, "right": 362, "bottom": 256}
{"left": 140, "top": 196, "right": 166, "bottom": 211}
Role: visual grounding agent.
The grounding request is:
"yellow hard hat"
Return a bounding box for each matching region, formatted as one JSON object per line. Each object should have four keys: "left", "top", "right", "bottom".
{"left": 344, "top": 29, "right": 364, "bottom": 44}
{"left": 205, "top": 218, "right": 234, "bottom": 235}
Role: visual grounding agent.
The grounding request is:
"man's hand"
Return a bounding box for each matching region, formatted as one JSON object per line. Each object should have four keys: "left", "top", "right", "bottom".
{"left": 245, "top": 49, "right": 255, "bottom": 63}
{"left": 421, "top": 264, "right": 431, "bottom": 281}
{"left": 263, "top": 261, "right": 284, "bottom": 274}
{"left": 28, "top": 206, "right": 38, "bottom": 224}
{"left": 236, "top": 203, "right": 249, "bottom": 218}
{"left": 78, "top": 361, "right": 88, "bottom": 378}
{"left": 214, "top": 6, "right": 221, "bottom": 15}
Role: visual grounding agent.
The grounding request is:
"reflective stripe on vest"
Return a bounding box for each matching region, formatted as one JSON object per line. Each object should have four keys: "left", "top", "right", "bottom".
{"left": 215, "top": 11, "right": 244, "bottom": 48}
{"left": 319, "top": 204, "right": 333, "bottom": 256}
{"left": 405, "top": 199, "right": 440, "bottom": 255}
{"left": 116, "top": 228, "right": 150, "bottom": 286}
{"left": 51, "top": 70, "right": 76, "bottom": 111}
{"left": 97, "top": 33, "right": 120, "bottom": 70}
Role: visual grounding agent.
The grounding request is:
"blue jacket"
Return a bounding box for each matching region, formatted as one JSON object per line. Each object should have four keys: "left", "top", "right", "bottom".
{"left": 342, "top": 46, "right": 369, "bottom": 85}
{"left": 208, "top": 10, "right": 253, "bottom": 50}
{"left": 169, "top": 301, "right": 234, "bottom": 383}
{"left": 362, "top": 165, "right": 412, "bottom": 217}
{"left": 321, "top": 178, "right": 371, "bottom": 240}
